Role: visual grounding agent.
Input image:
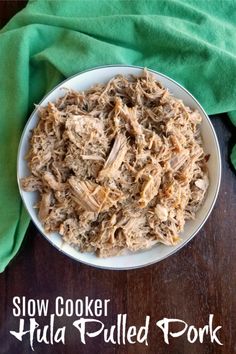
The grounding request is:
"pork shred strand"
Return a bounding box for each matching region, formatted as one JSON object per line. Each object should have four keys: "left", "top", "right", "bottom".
{"left": 21, "top": 70, "right": 209, "bottom": 257}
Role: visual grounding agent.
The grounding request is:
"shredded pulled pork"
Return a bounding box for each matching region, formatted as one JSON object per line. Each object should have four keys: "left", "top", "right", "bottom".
{"left": 21, "top": 70, "right": 209, "bottom": 257}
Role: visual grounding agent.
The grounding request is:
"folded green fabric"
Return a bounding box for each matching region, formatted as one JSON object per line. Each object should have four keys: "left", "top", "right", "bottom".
{"left": 0, "top": 0, "right": 236, "bottom": 272}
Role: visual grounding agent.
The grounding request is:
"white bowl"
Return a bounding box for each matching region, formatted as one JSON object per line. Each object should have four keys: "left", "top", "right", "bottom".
{"left": 17, "top": 65, "right": 221, "bottom": 270}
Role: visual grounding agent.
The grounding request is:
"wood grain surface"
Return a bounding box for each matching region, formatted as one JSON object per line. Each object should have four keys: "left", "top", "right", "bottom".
{"left": 0, "top": 2, "right": 236, "bottom": 353}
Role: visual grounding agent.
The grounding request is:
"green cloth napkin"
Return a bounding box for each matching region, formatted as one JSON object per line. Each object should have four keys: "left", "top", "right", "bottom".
{"left": 0, "top": 0, "right": 236, "bottom": 272}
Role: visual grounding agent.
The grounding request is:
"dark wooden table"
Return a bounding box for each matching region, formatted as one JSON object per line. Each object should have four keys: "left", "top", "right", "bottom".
{"left": 0, "top": 2, "right": 236, "bottom": 353}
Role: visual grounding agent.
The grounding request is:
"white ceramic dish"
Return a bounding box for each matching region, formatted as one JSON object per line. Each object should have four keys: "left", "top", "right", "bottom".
{"left": 17, "top": 65, "right": 221, "bottom": 270}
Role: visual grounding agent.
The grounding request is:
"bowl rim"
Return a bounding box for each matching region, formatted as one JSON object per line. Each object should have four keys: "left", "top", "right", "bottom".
{"left": 17, "top": 64, "right": 222, "bottom": 270}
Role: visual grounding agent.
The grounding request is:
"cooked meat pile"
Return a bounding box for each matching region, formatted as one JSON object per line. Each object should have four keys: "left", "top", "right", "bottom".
{"left": 21, "top": 70, "right": 209, "bottom": 257}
